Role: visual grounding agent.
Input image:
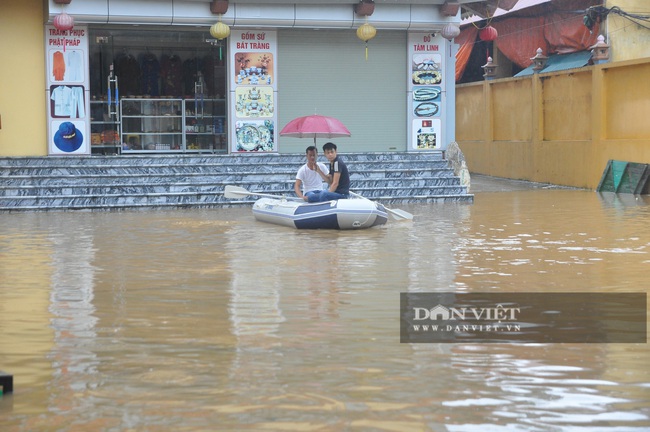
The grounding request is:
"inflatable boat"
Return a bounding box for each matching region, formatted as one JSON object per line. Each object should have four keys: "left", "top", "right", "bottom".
{"left": 252, "top": 197, "right": 388, "bottom": 230}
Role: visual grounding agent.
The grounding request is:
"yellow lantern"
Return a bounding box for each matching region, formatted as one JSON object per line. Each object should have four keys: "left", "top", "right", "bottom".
{"left": 356, "top": 22, "right": 377, "bottom": 60}
{"left": 210, "top": 21, "right": 230, "bottom": 40}
{"left": 210, "top": 20, "right": 230, "bottom": 60}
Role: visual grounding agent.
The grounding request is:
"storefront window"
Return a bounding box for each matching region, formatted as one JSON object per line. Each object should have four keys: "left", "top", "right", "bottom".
{"left": 88, "top": 27, "right": 227, "bottom": 154}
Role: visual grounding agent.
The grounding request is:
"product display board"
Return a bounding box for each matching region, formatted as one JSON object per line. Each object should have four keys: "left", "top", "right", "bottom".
{"left": 45, "top": 25, "right": 90, "bottom": 155}
{"left": 407, "top": 32, "right": 446, "bottom": 151}
{"left": 229, "top": 30, "right": 278, "bottom": 153}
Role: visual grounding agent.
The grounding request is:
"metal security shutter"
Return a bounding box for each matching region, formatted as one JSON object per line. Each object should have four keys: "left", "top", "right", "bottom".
{"left": 277, "top": 29, "right": 407, "bottom": 154}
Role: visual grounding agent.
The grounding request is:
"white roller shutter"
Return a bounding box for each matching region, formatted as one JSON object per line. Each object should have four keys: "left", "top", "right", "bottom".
{"left": 277, "top": 29, "right": 407, "bottom": 153}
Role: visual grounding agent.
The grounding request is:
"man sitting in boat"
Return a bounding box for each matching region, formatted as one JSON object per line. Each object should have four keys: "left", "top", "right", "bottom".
{"left": 307, "top": 142, "right": 350, "bottom": 203}
{"left": 294, "top": 145, "right": 330, "bottom": 202}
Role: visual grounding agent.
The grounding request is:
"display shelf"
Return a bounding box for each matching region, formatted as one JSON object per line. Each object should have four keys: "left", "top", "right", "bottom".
{"left": 184, "top": 98, "right": 227, "bottom": 153}
{"left": 118, "top": 98, "right": 227, "bottom": 153}
{"left": 90, "top": 100, "right": 121, "bottom": 154}
{"left": 120, "top": 98, "right": 183, "bottom": 152}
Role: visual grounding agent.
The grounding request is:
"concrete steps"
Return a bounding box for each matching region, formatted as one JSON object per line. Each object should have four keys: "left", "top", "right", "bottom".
{"left": 0, "top": 152, "right": 473, "bottom": 211}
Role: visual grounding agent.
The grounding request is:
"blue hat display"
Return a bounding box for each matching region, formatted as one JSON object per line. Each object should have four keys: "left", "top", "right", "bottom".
{"left": 54, "top": 122, "right": 84, "bottom": 152}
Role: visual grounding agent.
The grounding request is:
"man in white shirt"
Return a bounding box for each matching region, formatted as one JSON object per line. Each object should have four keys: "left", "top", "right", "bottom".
{"left": 294, "top": 146, "right": 330, "bottom": 201}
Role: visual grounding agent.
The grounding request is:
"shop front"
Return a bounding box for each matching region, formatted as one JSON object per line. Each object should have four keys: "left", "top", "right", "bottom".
{"left": 43, "top": 0, "right": 461, "bottom": 157}
{"left": 46, "top": 24, "right": 227, "bottom": 155}
{"left": 87, "top": 27, "right": 227, "bottom": 155}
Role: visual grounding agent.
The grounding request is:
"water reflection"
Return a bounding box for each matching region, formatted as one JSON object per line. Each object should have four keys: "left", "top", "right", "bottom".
{"left": 0, "top": 186, "right": 648, "bottom": 431}
{"left": 47, "top": 224, "right": 99, "bottom": 422}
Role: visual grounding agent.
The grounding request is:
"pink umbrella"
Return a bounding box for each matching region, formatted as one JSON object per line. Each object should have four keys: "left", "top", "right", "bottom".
{"left": 279, "top": 114, "right": 351, "bottom": 145}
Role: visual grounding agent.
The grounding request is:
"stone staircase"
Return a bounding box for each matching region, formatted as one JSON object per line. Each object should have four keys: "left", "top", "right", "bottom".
{"left": 0, "top": 152, "right": 473, "bottom": 211}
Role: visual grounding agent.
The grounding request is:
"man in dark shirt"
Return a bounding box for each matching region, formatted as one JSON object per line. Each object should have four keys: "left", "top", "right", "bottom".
{"left": 307, "top": 142, "right": 350, "bottom": 202}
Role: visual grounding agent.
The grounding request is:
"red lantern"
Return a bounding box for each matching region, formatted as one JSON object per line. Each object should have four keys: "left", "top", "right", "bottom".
{"left": 53, "top": 12, "right": 74, "bottom": 31}
{"left": 479, "top": 25, "right": 498, "bottom": 42}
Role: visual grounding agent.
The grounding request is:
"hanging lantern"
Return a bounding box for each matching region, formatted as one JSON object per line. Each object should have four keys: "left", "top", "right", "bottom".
{"left": 210, "top": 20, "right": 230, "bottom": 40}
{"left": 441, "top": 23, "right": 461, "bottom": 41}
{"left": 53, "top": 12, "right": 74, "bottom": 31}
{"left": 479, "top": 25, "right": 498, "bottom": 42}
{"left": 210, "top": 20, "right": 231, "bottom": 60}
{"left": 356, "top": 22, "right": 377, "bottom": 61}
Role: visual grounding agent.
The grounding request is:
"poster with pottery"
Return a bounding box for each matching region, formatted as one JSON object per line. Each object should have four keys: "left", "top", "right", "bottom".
{"left": 407, "top": 32, "right": 446, "bottom": 152}
{"left": 45, "top": 25, "right": 90, "bottom": 155}
{"left": 229, "top": 30, "right": 278, "bottom": 153}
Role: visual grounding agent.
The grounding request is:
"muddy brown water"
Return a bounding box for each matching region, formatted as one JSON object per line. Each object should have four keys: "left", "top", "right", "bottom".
{"left": 1, "top": 176, "right": 649, "bottom": 431}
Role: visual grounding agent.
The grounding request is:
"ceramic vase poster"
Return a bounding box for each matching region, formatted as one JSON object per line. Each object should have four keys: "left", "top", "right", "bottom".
{"left": 229, "top": 30, "right": 278, "bottom": 153}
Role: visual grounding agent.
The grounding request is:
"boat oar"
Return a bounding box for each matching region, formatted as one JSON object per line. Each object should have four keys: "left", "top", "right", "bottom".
{"left": 349, "top": 191, "right": 413, "bottom": 221}
{"left": 224, "top": 185, "right": 302, "bottom": 201}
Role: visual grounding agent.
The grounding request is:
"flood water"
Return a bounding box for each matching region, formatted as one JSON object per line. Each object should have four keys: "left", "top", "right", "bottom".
{"left": 1, "top": 176, "right": 649, "bottom": 431}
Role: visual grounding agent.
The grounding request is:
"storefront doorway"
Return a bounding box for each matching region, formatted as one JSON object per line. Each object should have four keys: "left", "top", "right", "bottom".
{"left": 88, "top": 27, "right": 227, "bottom": 154}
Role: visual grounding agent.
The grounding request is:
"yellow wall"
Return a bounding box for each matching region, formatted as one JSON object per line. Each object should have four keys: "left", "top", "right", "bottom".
{"left": 0, "top": 0, "right": 47, "bottom": 156}
{"left": 607, "top": 0, "right": 650, "bottom": 62}
{"left": 457, "top": 58, "right": 650, "bottom": 190}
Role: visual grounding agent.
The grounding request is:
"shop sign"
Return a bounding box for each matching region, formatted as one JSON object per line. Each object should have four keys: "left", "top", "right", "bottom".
{"left": 407, "top": 33, "right": 446, "bottom": 152}
{"left": 229, "top": 30, "right": 278, "bottom": 153}
{"left": 45, "top": 25, "right": 90, "bottom": 155}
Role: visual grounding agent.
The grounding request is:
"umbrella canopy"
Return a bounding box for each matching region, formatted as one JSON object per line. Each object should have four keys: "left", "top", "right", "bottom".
{"left": 279, "top": 114, "right": 351, "bottom": 145}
